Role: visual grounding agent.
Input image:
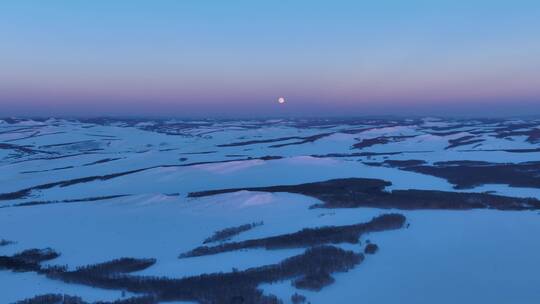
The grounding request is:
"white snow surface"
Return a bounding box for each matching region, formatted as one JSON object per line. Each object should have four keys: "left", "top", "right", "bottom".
{"left": 1, "top": 118, "right": 540, "bottom": 303}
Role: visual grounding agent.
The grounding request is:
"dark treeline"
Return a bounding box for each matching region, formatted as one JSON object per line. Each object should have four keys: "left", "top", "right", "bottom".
{"left": 20, "top": 166, "right": 75, "bottom": 174}
{"left": 189, "top": 178, "right": 540, "bottom": 210}
{"left": 445, "top": 135, "right": 484, "bottom": 149}
{"left": 82, "top": 158, "right": 123, "bottom": 167}
{"left": 203, "top": 221, "right": 264, "bottom": 244}
{"left": 73, "top": 258, "right": 157, "bottom": 276}
{"left": 189, "top": 178, "right": 391, "bottom": 199}
{"left": 180, "top": 214, "right": 405, "bottom": 258}
{"left": 218, "top": 132, "right": 335, "bottom": 148}
{"left": 0, "top": 248, "right": 60, "bottom": 272}
{"left": 373, "top": 159, "right": 540, "bottom": 189}
{"left": 376, "top": 159, "right": 426, "bottom": 167}
{"left": 353, "top": 137, "right": 390, "bottom": 149}
{"left": 0, "top": 143, "right": 55, "bottom": 155}
{"left": 15, "top": 294, "right": 156, "bottom": 304}
{"left": 364, "top": 243, "right": 379, "bottom": 254}
{"left": 311, "top": 151, "right": 405, "bottom": 158}
{"left": 16, "top": 294, "right": 86, "bottom": 304}
{"left": 11, "top": 195, "right": 129, "bottom": 208}
{"left": 268, "top": 133, "right": 333, "bottom": 148}
{"left": 465, "top": 147, "right": 540, "bottom": 153}
{"left": 8, "top": 245, "right": 362, "bottom": 304}
{"left": 292, "top": 271, "right": 334, "bottom": 291}
{"left": 352, "top": 135, "right": 417, "bottom": 150}
{"left": 494, "top": 127, "right": 540, "bottom": 143}
{"left": 0, "top": 238, "right": 14, "bottom": 246}
{"left": 39, "top": 140, "right": 96, "bottom": 149}
{"left": 400, "top": 161, "right": 540, "bottom": 190}
{"left": 217, "top": 136, "right": 303, "bottom": 147}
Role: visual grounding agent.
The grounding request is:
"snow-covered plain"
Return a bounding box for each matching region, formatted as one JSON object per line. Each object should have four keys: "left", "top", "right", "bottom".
{"left": 1, "top": 117, "right": 540, "bottom": 303}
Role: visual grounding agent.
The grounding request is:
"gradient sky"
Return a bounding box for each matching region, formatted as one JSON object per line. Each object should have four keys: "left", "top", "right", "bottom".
{"left": 1, "top": 0, "right": 539, "bottom": 117}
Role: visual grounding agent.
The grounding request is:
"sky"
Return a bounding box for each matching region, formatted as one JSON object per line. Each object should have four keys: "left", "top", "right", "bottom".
{"left": 1, "top": 0, "right": 539, "bottom": 117}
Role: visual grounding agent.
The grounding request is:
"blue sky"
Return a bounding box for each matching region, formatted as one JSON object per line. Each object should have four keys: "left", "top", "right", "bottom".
{"left": 1, "top": 0, "right": 539, "bottom": 116}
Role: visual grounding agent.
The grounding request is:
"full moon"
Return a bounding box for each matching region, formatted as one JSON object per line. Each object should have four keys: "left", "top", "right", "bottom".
{"left": 278, "top": 97, "right": 286, "bottom": 104}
